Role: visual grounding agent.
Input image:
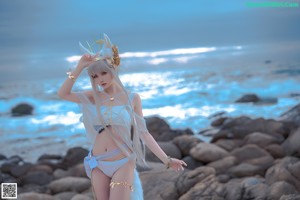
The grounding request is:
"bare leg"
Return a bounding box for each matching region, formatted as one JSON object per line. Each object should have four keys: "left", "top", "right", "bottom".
{"left": 91, "top": 167, "right": 111, "bottom": 200}
{"left": 109, "top": 159, "right": 135, "bottom": 200}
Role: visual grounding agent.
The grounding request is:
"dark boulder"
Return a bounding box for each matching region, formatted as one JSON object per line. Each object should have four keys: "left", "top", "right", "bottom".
{"left": 235, "top": 94, "right": 260, "bottom": 103}
{"left": 280, "top": 103, "right": 300, "bottom": 126}
{"left": 11, "top": 103, "right": 34, "bottom": 116}
{"left": 211, "top": 117, "right": 286, "bottom": 143}
{"left": 173, "top": 135, "right": 202, "bottom": 157}
{"left": 282, "top": 128, "right": 300, "bottom": 157}
{"left": 59, "top": 147, "right": 88, "bottom": 170}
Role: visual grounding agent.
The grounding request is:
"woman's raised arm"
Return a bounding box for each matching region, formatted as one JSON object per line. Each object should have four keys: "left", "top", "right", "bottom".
{"left": 57, "top": 54, "right": 97, "bottom": 103}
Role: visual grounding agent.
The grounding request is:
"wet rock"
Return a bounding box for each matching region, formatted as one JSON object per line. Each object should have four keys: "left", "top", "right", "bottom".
{"left": 53, "top": 191, "right": 77, "bottom": 200}
{"left": 38, "top": 154, "right": 63, "bottom": 161}
{"left": 158, "top": 128, "right": 194, "bottom": 142}
{"left": 230, "top": 144, "right": 271, "bottom": 163}
{"left": 198, "top": 128, "right": 220, "bottom": 137}
{"left": 230, "top": 94, "right": 275, "bottom": 105}
{"left": 71, "top": 194, "right": 93, "bottom": 200}
{"left": 241, "top": 177, "right": 265, "bottom": 188}
{"left": 146, "top": 141, "right": 181, "bottom": 163}
{"left": 265, "top": 157, "right": 300, "bottom": 191}
{"left": 290, "top": 93, "right": 300, "bottom": 97}
{"left": 190, "top": 143, "right": 229, "bottom": 163}
{"left": 223, "top": 177, "right": 267, "bottom": 200}
{"left": 229, "top": 163, "right": 263, "bottom": 177}
{"left": 10, "top": 162, "right": 33, "bottom": 177}
{"left": 176, "top": 166, "right": 216, "bottom": 196}
{"left": 214, "top": 139, "right": 243, "bottom": 152}
{"left": 178, "top": 179, "right": 224, "bottom": 200}
{"left": 1, "top": 173, "right": 19, "bottom": 184}
{"left": 211, "top": 117, "right": 228, "bottom": 127}
{"left": 20, "top": 171, "right": 53, "bottom": 186}
{"left": 217, "top": 174, "right": 230, "bottom": 183}
{"left": 280, "top": 103, "right": 300, "bottom": 125}
{"left": 182, "top": 156, "right": 204, "bottom": 170}
{"left": 0, "top": 154, "right": 7, "bottom": 160}
{"left": 243, "top": 183, "right": 268, "bottom": 200}
{"left": 18, "top": 183, "right": 48, "bottom": 194}
{"left": 48, "top": 177, "right": 90, "bottom": 194}
{"left": 265, "top": 144, "right": 285, "bottom": 159}
{"left": 28, "top": 164, "right": 53, "bottom": 174}
{"left": 280, "top": 194, "right": 300, "bottom": 200}
{"left": 236, "top": 94, "right": 260, "bottom": 103}
{"left": 136, "top": 161, "right": 166, "bottom": 172}
{"left": 1, "top": 155, "right": 23, "bottom": 167}
{"left": 53, "top": 168, "right": 72, "bottom": 179}
{"left": 11, "top": 103, "right": 34, "bottom": 116}
{"left": 209, "top": 111, "right": 227, "bottom": 119}
{"left": 288, "top": 161, "right": 300, "bottom": 181}
{"left": 265, "top": 60, "right": 272, "bottom": 64}
{"left": 18, "top": 192, "right": 55, "bottom": 200}
{"left": 59, "top": 147, "right": 88, "bottom": 170}
{"left": 145, "top": 117, "right": 193, "bottom": 141}
{"left": 36, "top": 159, "right": 61, "bottom": 171}
{"left": 208, "top": 156, "right": 237, "bottom": 175}
{"left": 223, "top": 180, "right": 243, "bottom": 200}
{"left": 282, "top": 127, "right": 300, "bottom": 157}
{"left": 145, "top": 116, "right": 171, "bottom": 140}
{"left": 172, "top": 135, "right": 202, "bottom": 156}
{"left": 18, "top": 192, "right": 54, "bottom": 200}
{"left": 268, "top": 181, "right": 299, "bottom": 200}
{"left": 244, "top": 156, "right": 274, "bottom": 173}
{"left": 68, "top": 163, "right": 87, "bottom": 178}
{"left": 211, "top": 117, "right": 285, "bottom": 142}
{"left": 244, "top": 132, "right": 284, "bottom": 148}
{"left": 140, "top": 168, "right": 181, "bottom": 200}
{"left": 1, "top": 162, "right": 18, "bottom": 174}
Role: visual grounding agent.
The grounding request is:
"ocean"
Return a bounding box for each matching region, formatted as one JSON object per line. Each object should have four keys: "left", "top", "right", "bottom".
{"left": 0, "top": 42, "right": 299, "bottom": 163}
{"left": 0, "top": 0, "right": 299, "bottom": 163}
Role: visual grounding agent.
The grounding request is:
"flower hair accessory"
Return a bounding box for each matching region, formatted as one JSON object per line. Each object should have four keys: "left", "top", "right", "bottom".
{"left": 79, "top": 33, "right": 120, "bottom": 68}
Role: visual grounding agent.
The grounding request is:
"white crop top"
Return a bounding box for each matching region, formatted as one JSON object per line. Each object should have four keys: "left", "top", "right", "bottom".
{"left": 75, "top": 90, "right": 151, "bottom": 146}
{"left": 92, "top": 104, "right": 132, "bottom": 133}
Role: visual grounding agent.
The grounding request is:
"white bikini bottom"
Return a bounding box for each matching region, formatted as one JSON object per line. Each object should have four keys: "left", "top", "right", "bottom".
{"left": 84, "top": 143, "right": 135, "bottom": 178}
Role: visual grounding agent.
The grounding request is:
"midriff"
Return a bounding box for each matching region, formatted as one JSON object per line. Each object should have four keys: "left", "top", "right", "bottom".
{"left": 92, "top": 126, "right": 132, "bottom": 161}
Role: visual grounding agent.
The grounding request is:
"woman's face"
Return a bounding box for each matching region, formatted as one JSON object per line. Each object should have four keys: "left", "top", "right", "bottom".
{"left": 92, "top": 71, "right": 114, "bottom": 89}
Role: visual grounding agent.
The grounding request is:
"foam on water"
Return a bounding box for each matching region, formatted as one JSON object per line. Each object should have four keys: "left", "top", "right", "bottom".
{"left": 1, "top": 44, "right": 299, "bottom": 162}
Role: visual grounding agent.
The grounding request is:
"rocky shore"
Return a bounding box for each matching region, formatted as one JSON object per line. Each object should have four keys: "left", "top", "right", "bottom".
{"left": 1, "top": 101, "right": 300, "bottom": 200}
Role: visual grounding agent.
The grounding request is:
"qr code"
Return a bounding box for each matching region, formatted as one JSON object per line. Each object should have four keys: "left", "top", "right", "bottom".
{"left": 1, "top": 183, "right": 17, "bottom": 199}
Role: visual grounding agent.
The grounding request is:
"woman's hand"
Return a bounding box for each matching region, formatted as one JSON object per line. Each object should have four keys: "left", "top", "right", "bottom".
{"left": 168, "top": 158, "right": 187, "bottom": 172}
{"left": 77, "top": 53, "right": 99, "bottom": 70}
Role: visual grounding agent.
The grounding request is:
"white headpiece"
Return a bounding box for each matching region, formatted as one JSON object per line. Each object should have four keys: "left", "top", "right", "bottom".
{"left": 79, "top": 33, "right": 120, "bottom": 68}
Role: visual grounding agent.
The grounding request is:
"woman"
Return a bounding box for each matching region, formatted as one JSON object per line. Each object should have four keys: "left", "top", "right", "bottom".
{"left": 57, "top": 33, "right": 187, "bottom": 200}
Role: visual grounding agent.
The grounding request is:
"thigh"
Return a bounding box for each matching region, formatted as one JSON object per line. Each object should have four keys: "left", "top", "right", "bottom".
{"left": 91, "top": 167, "right": 111, "bottom": 199}
{"left": 109, "top": 159, "right": 136, "bottom": 200}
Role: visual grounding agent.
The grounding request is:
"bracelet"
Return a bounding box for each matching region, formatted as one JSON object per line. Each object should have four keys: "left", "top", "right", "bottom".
{"left": 66, "top": 71, "right": 76, "bottom": 82}
{"left": 165, "top": 156, "right": 172, "bottom": 169}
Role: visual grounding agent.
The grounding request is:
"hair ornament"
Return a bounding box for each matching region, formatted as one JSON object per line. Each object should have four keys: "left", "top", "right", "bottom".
{"left": 79, "top": 33, "right": 120, "bottom": 69}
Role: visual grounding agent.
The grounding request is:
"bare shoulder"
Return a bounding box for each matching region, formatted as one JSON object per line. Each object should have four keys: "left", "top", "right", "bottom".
{"left": 131, "top": 92, "right": 142, "bottom": 107}
{"left": 130, "top": 92, "right": 139, "bottom": 100}
{"left": 130, "top": 92, "right": 144, "bottom": 116}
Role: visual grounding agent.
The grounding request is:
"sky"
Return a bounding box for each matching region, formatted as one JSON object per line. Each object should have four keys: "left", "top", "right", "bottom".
{"left": 0, "top": 0, "right": 299, "bottom": 83}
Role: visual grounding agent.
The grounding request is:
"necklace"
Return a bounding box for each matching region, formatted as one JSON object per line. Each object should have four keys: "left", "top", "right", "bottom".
{"left": 103, "top": 92, "right": 122, "bottom": 126}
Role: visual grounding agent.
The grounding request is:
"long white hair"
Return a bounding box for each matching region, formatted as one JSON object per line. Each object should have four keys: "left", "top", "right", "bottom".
{"left": 86, "top": 59, "right": 148, "bottom": 168}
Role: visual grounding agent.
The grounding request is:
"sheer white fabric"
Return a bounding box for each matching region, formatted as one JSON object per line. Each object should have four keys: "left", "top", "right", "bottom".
{"left": 74, "top": 90, "right": 151, "bottom": 167}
